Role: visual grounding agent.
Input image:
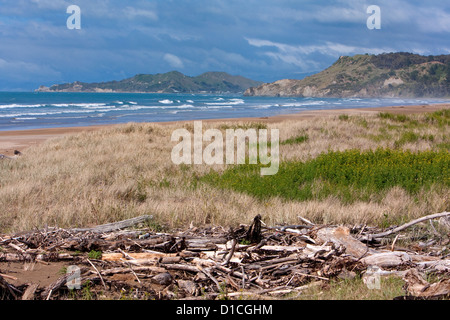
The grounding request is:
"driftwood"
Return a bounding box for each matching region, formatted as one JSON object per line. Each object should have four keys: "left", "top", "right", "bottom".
{"left": 361, "top": 251, "right": 412, "bottom": 268}
{"left": 401, "top": 268, "right": 450, "bottom": 299}
{"left": 0, "top": 252, "right": 74, "bottom": 262}
{"left": 41, "top": 274, "right": 70, "bottom": 300}
{"left": 21, "top": 283, "right": 39, "bottom": 300}
{"left": 360, "top": 212, "right": 450, "bottom": 241}
{"left": 316, "top": 226, "right": 374, "bottom": 258}
{"left": 0, "top": 213, "right": 449, "bottom": 300}
{"left": 69, "top": 215, "right": 153, "bottom": 234}
{"left": 0, "top": 275, "right": 20, "bottom": 300}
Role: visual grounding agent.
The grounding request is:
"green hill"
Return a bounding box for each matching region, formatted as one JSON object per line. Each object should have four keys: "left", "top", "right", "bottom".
{"left": 37, "top": 71, "right": 262, "bottom": 94}
{"left": 244, "top": 52, "right": 450, "bottom": 98}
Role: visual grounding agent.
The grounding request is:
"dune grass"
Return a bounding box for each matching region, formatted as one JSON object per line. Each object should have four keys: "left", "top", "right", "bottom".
{"left": 0, "top": 108, "right": 448, "bottom": 233}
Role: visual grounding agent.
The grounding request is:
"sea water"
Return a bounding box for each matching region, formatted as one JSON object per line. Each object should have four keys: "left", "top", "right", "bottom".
{"left": 0, "top": 91, "right": 448, "bottom": 131}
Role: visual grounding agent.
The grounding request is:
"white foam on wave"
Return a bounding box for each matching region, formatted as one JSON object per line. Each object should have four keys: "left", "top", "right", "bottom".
{"left": 0, "top": 109, "right": 103, "bottom": 118}
{"left": 205, "top": 98, "right": 245, "bottom": 106}
{"left": 204, "top": 105, "right": 233, "bottom": 109}
{"left": 175, "top": 104, "right": 194, "bottom": 109}
{"left": 0, "top": 103, "right": 109, "bottom": 109}
{"left": 159, "top": 99, "right": 174, "bottom": 104}
{"left": 253, "top": 105, "right": 272, "bottom": 109}
{"left": 0, "top": 104, "right": 42, "bottom": 109}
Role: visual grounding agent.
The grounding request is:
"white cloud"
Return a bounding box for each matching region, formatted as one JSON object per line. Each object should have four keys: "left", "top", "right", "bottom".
{"left": 163, "top": 53, "right": 184, "bottom": 69}
{"left": 245, "top": 37, "right": 395, "bottom": 71}
{"left": 123, "top": 6, "right": 158, "bottom": 21}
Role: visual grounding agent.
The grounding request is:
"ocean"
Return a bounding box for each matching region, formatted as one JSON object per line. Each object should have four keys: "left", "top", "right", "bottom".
{"left": 0, "top": 92, "right": 448, "bottom": 131}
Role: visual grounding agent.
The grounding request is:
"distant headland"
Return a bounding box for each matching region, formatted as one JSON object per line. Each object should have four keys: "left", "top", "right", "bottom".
{"left": 37, "top": 71, "right": 263, "bottom": 94}
{"left": 245, "top": 52, "right": 450, "bottom": 98}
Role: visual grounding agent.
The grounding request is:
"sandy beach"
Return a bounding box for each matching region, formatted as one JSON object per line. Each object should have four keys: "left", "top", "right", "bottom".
{"left": 0, "top": 103, "right": 448, "bottom": 156}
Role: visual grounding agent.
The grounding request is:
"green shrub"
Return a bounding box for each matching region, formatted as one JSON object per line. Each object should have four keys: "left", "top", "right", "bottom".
{"left": 202, "top": 148, "right": 449, "bottom": 204}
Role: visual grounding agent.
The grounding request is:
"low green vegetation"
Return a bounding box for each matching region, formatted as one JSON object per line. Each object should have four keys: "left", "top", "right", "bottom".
{"left": 202, "top": 148, "right": 449, "bottom": 204}
{"left": 374, "top": 110, "right": 449, "bottom": 150}
{"left": 88, "top": 250, "right": 102, "bottom": 260}
{"left": 219, "top": 122, "right": 268, "bottom": 131}
{"left": 378, "top": 112, "right": 411, "bottom": 123}
{"left": 425, "top": 109, "right": 450, "bottom": 127}
{"left": 281, "top": 134, "right": 309, "bottom": 145}
{"left": 297, "top": 276, "right": 406, "bottom": 300}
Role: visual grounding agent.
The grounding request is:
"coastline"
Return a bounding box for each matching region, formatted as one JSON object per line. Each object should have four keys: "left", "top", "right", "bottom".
{"left": 0, "top": 103, "right": 448, "bottom": 156}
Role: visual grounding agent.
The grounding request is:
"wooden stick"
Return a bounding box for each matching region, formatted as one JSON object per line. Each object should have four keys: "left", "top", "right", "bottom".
{"left": 222, "top": 238, "right": 237, "bottom": 267}
{"left": 391, "top": 234, "right": 400, "bottom": 252}
{"left": 361, "top": 212, "right": 450, "bottom": 240}
{"left": 298, "top": 216, "right": 315, "bottom": 226}
{"left": 0, "top": 273, "right": 18, "bottom": 281}
{"left": 164, "top": 263, "right": 200, "bottom": 273}
{"left": 197, "top": 264, "right": 222, "bottom": 292}
{"left": 87, "top": 259, "right": 107, "bottom": 290}
{"left": 295, "top": 272, "right": 329, "bottom": 281}
{"left": 118, "top": 248, "right": 136, "bottom": 260}
{"left": 42, "top": 275, "right": 69, "bottom": 300}
{"left": 8, "top": 243, "right": 26, "bottom": 253}
{"left": 125, "top": 262, "right": 141, "bottom": 284}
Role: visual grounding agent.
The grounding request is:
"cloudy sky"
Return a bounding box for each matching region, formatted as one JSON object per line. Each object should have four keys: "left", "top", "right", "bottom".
{"left": 0, "top": 0, "right": 450, "bottom": 91}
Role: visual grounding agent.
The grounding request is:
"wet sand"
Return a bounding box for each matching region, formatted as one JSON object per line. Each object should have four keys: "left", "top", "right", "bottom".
{"left": 0, "top": 103, "right": 448, "bottom": 156}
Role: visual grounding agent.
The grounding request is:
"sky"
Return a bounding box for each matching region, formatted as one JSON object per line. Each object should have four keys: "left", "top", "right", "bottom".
{"left": 0, "top": 0, "right": 450, "bottom": 91}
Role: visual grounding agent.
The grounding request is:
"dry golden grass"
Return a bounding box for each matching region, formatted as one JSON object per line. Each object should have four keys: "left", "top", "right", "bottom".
{"left": 0, "top": 109, "right": 448, "bottom": 233}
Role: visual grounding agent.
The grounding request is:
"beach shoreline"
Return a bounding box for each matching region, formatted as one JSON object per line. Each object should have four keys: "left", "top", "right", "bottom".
{"left": 0, "top": 103, "right": 448, "bottom": 156}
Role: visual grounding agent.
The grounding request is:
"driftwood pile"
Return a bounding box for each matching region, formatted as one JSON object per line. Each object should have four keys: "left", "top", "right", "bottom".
{"left": 1, "top": 212, "right": 449, "bottom": 300}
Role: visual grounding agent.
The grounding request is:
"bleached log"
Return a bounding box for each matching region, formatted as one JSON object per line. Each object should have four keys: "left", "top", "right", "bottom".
{"left": 0, "top": 252, "right": 74, "bottom": 262}
{"left": 259, "top": 245, "right": 305, "bottom": 252}
{"left": 361, "top": 251, "right": 412, "bottom": 267}
{"left": 101, "top": 252, "right": 178, "bottom": 262}
{"left": 69, "top": 215, "right": 153, "bottom": 233}
{"left": 22, "top": 283, "right": 39, "bottom": 300}
{"left": 415, "top": 259, "right": 450, "bottom": 272}
{"left": 316, "top": 226, "right": 374, "bottom": 258}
